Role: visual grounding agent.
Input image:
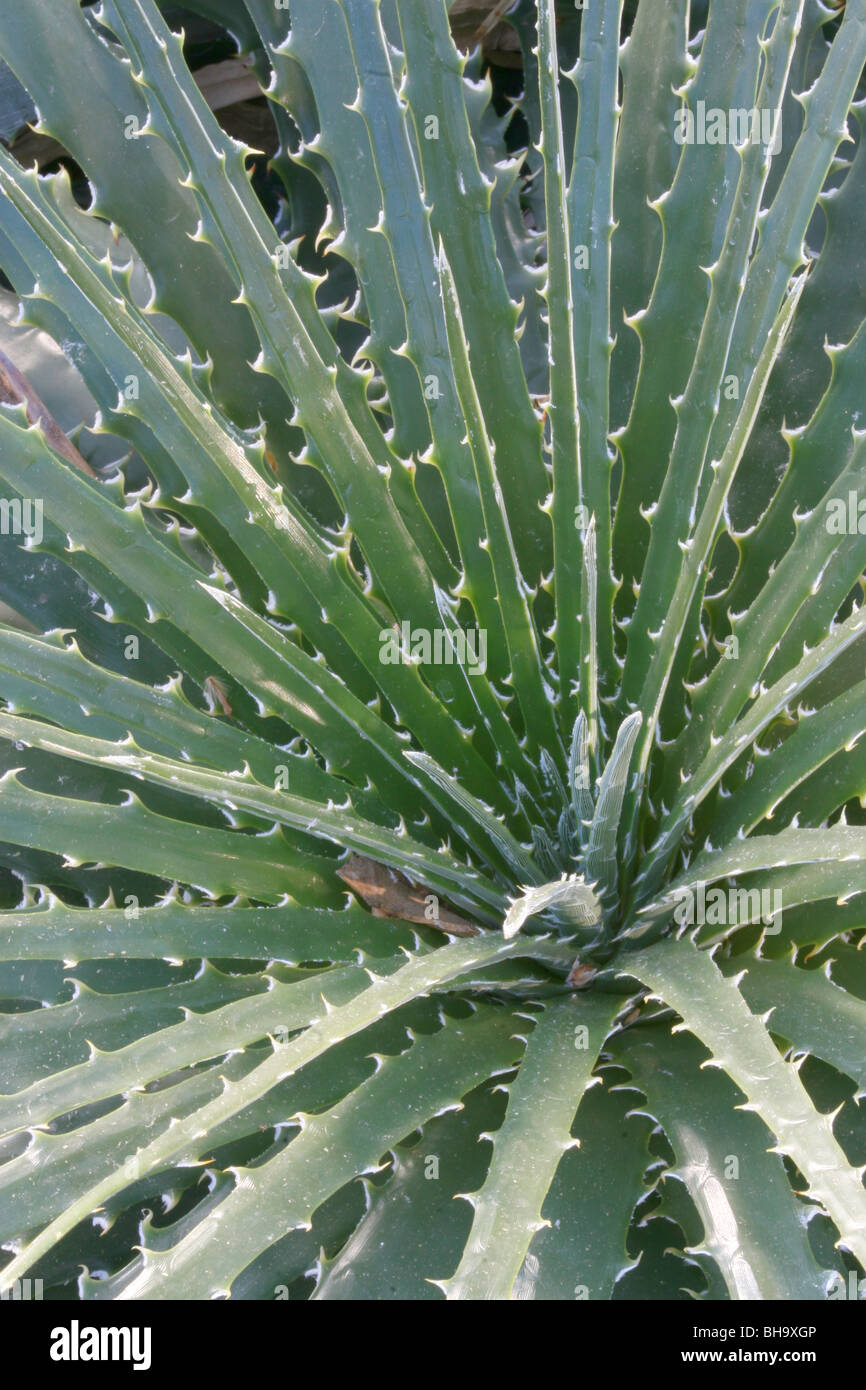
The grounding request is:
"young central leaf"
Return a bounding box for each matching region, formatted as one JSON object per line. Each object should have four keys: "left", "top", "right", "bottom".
{"left": 503, "top": 874, "right": 602, "bottom": 939}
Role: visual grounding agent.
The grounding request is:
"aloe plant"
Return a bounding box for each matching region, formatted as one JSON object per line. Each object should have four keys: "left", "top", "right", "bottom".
{"left": 0, "top": 0, "right": 864, "bottom": 1302}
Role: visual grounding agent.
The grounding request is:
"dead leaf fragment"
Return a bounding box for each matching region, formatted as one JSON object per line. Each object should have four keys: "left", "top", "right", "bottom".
{"left": 203, "top": 675, "right": 233, "bottom": 717}
{"left": 0, "top": 345, "right": 96, "bottom": 477}
{"left": 337, "top": 853, "right": 480, "bottom": 937}
{"left": 566, "top": 960, "right": 597, "bottom": 989}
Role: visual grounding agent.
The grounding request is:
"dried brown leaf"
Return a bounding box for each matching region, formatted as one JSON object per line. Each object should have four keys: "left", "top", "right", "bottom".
{"left": 337, "top": 853, "right": 480, "bottom": 937}
{"left": 0, "top": 346, "right": 96, "bottom": 477}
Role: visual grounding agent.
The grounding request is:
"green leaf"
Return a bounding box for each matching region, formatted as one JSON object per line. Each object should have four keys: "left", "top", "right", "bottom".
{"left": 703, "top": 0, "right": 866, "bottom": 539}
{"left": 294, "top": 0, "right": 515, "bottom": 685}
{"left": 392, "top": 0, "right": 549, "bottom": 581}
{"left": 0, "top": 711, "right": 507, "bottom": 918}
{"left": 438, "top": 246, "right": 561, "bottom": 756}
{"left": 586, "top": 710, "right": 641, "bottom": 907}
{"left": 723, "top": 952, "right": 866, "bottom": 1094}
{"left": 536, "top": 0, "right": 584, "bottom": 727}
{"left": 523, "top": 1069, "right": 653, "bottom": 1300}
{"left": 610, "top": 0, "right": 689, "bottom": 429}
{"left": 0, "top": 148, "right": 504, "bottom": 771}
{"left": 313, "top": 1079, "right": 508, "bottom": 1301}
{"left": 404, "top": 750, "right": 541, "bottom": 885}
{"left": 0, "top": 933, "right": 546, "bottom": 1290}
{"left": 0, "top": 963, "right": 369, "bottom": 1137}
{"left": 244, "top": 0, "right": 431, "bottom": 466}
{"left": 620, "top": 0, "right": 807, "bottom": 719}
{"left": 0, "top": 0, "right": 301, "bottom": 469}
{"left": 621, "top": 267, "right": 806, "bottom": 860}
{"left": 564, "top": 0, "right": 623, "bottom": 696}
{"left": 568, "top": 710, "right": 594, "bottom": 847}
{"left": 0, "top": 771, "right": 314, "bottom": 903}
{"left": 633, "top": 826, "right": 866, "bottom": 940}
{"left": 437, "top": 993, "right": 621, "bottom": 1299}
{"left": 715, "top": 111, "right": 866, "bottom": 647}
{"left": 503, "top": 876, "right": 601, "bottom": 940}
{"left": 0, "top": 897, "right": 414, "bottom": 964}
{"left": 107, "top": 1007, "right": 527, "bottom": 1300}
{"left": 0, "top": 409, "right": 506, "bottom": 824}
{"left": 704, "top": 678, "right": 866, "bottom": 842}
{"left": 627, "top": 937, "right": 866, "bottom": 1270}
{"left": 0, "top": 626, "right": 387, "bottom": 822}
{"left": 617, "top": 1024, "right": 834, "bottom": 1300}
{"left": 0, "top": 963, "right": 268, "bottom": 1091}
{"left": 636, "top": 594, "right": 866, "bottom": 904}
{"left": 613, "top": 0, "right": 777, "bottom": 602}
{"left": 97, "top": 0, "right": 462, "bottom": 673}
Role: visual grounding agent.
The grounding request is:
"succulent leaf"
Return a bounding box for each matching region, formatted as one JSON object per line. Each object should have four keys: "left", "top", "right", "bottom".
{"left": 0, "top": 0, "right": 864, "bottom": 1301}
